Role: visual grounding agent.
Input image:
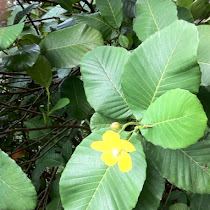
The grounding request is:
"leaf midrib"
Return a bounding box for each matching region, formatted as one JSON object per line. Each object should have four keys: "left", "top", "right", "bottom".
{"left": 86, "top": 166, "right": 110, "bottom": 210}
{"left": 146, "top": 0, "right": 159, "bottom": 31}
{"left": 94, "top": 54, "right": 130, "bottom": 108}
{"left": 149, "top": 29, "right": 185, "bottom": 104}
{"left": 180, "top": 149, "right": 210, "bottom": 177}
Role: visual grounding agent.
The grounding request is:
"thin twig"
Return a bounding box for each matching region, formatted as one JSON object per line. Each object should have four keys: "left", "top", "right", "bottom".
{"left": 16, "top": 0, "right": 40, "bottom": 35}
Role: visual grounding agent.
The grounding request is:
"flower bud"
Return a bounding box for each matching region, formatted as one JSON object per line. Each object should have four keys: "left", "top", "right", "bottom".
{"left": 110, "top": 122, "right": 120, "bottom": 130}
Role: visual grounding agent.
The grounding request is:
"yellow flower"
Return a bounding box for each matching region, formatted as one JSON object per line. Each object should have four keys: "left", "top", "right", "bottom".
{"left": 91, "top": 130, "right": 136, "bottom": 172}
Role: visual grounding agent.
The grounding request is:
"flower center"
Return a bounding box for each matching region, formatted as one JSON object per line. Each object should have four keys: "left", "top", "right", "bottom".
{"left": 112, "top": 149, "right": 120, "bottom": 158}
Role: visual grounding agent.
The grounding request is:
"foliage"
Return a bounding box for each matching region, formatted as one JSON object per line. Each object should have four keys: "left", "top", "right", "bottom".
{"left": 0, "top": 0, "right": 210, "bottom": 209}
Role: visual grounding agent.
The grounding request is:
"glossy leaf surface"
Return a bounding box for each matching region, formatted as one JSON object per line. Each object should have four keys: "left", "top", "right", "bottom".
{"left": 2, "top": 44, "right": 40, "bottom": 71}
{"left": 0, "top": 23, "right": 24, "bottom": 50}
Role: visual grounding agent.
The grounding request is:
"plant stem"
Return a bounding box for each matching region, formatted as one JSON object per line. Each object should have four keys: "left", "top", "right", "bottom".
{"left": 118, "top": 121, "right": 140, "bottom": 134}
{"left": 46, "top": 87, "right": 50, "bottom": 124}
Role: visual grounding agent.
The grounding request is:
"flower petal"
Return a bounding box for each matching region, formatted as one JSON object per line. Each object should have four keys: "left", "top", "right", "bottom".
{"left": 119, "top": 140, "right": 136, "bottom": 152}
{"left": 118, "top": 151, "right": 132, "bottom": 172}
{"left": 101, "top": 151, "right": 117, "bottom": 166}
{"left": 102, "top": 130, "right": 120, "bottom": 147}
{"left": 91, "top": 141, "right": 111, "bottom": 152}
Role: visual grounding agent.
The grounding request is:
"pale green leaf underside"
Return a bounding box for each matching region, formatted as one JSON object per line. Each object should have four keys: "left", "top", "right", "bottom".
{"left": 146, "top": 135, "right": 210, "bottom": 193}
{"left": 122, "top": 20, "right": 200, "bottom": 120}
{"left": 0, "top": 23, "right": 24, "bottom": 50}
{"left": 40, "top": 23, "right": 104, "bottom": 68}
{"left": 96, "top": 0, "right": 123, "bottom": 29}
{"left": 0, "top": 149, "right": 37, "bottom": 209}
{"left": 60, "top": 130, "right": 146, "bottom": 210}
{"left": 197, "top": 25, "right": 210, "bottom": 86}
{"left": 81, "top": 46, "right": 132, "bottom": 120}
{"left": 141, "top": 89, "right": 207, "bottom": 149}
{"left": 134, "top": 0, "right": 178, "bottom": 41}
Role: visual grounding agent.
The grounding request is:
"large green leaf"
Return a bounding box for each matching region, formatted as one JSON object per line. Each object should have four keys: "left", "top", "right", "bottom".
{"left": 146, "top": 134, "right": 210, "bottom": 193}
{"left": 0, "top": 149, "right": 37, "bottom": 209}
{"left": 81, "top": 46, "right": 132, "bottom": 120}
{"left": 133, "top": 0, "right": 178, "bottom": 41}
{"left": 40, "top": 23, "right": 104, "bottom": 68}
{"left": 190, "top": 194, "right": 210, "bottom": 210}
{"left": 26, "top": 55, "right": 52, "bottom": 88}
{"left": 122, "top": 20, "right": 200, "bottom": 120}
{"left": 60, "top": 130, "right": 146, "bottom": 210}
{"left": 134, "top": 163, "right": 165, "bottom": 210}
{"left": 2, "top": 44, "right": 40, "bottom": 71}
{"left": 96, "top": 0, "right": 123, "bottom": 29}
{"left": 141, "top": 89, "right": 207, "bottom": 149}
{"left": 59, "top": 76, "right": 92, "bottom": 120}
{"left": 73, "top": 13, "right": 115, "bottom": 40}
{"left": 0, "top": 23, "right": 24, "bottom": 50}
{"left": 197, "top": 25, "right": 210, "bottom": 86}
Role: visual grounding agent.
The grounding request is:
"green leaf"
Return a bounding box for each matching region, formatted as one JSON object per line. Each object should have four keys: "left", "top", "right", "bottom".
{"left": 134, "top": 163, "right": 165, "bottom": 210}
{"left": 177, "top": 0, "right": 193, "bottom": 7}
{"left": 2, "top": 44, "right": 40, "bottom": 71}
{"left": 177, "top": 7, "right": 194, "bottom": 23}
{"left": 141, "top": 89, "right": 207, "bottom": 149}
{"left": 190, "top": 194, "right": 210, "bottom": 210}
{"left": 81, "top": 46, "right": 132, "bottom": 120}
{"left": 122, "top": 20, "right": 201, "bottom": 119}
{"left": 122, "top": 0, "right": 137, "bottom": 19}
{"left": 62, "top": 140, "right": 72, "bottom": 162}
{"left": 96, "top": 0, "right": 123, "bottom": 28}
{"left": 0, "top": 149, "right": 37, "bottom": 209}
{"left": 40, "top": 153, "right": 65, "bottom": 168}
{"left": 59, "top": 76, "right": 92, "bottom": 120}
{"left": 134, "top": 0, "right": 178, "bottom": 41}
{"left": 119, "top": 34, "right": 129, "bottom": 48}
{"left": 46, "top": 198, "right": 63, "bottom": 210}
{"left": 188, "top": 0, "right": 209, "bottom": 20}
{"left": 14, "top": 3, "right": 39, "bottom": 24}
{"left": 49, "top": 98, "right": 70, "bottom": 115}
{"left": 53, "top": 0, "right": 73, "bottom": 12}
{"left": 146, "top": 134, "right": 210, "bottom": 193}
{"left": 0, "top": 23, "right": 24, "bottom": 50}
{"left": 73, "top": 13, "right": 115, "bottom": 40}
{"left": 24, "top": 115, "right": 52, "bottom": 140}
{"left": 169, "top": 203, "right": 190, "bottom": 210}
{"left": 197, "top": 25, "right": 210, "bottom": 86}
{"left": 60, "top": 130, "right": 147, "bottom": 209}
{"left": 40, "top": 23, "right": 104, "bottom": 68}
{"left": 90, "top": 112, "right": 126, "bottom": 132}
{"left": 26, "top": 55, "right": 52, "bottom": 88}
{"left": 198, "top": 86, "right": 210, "bottom": 126}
